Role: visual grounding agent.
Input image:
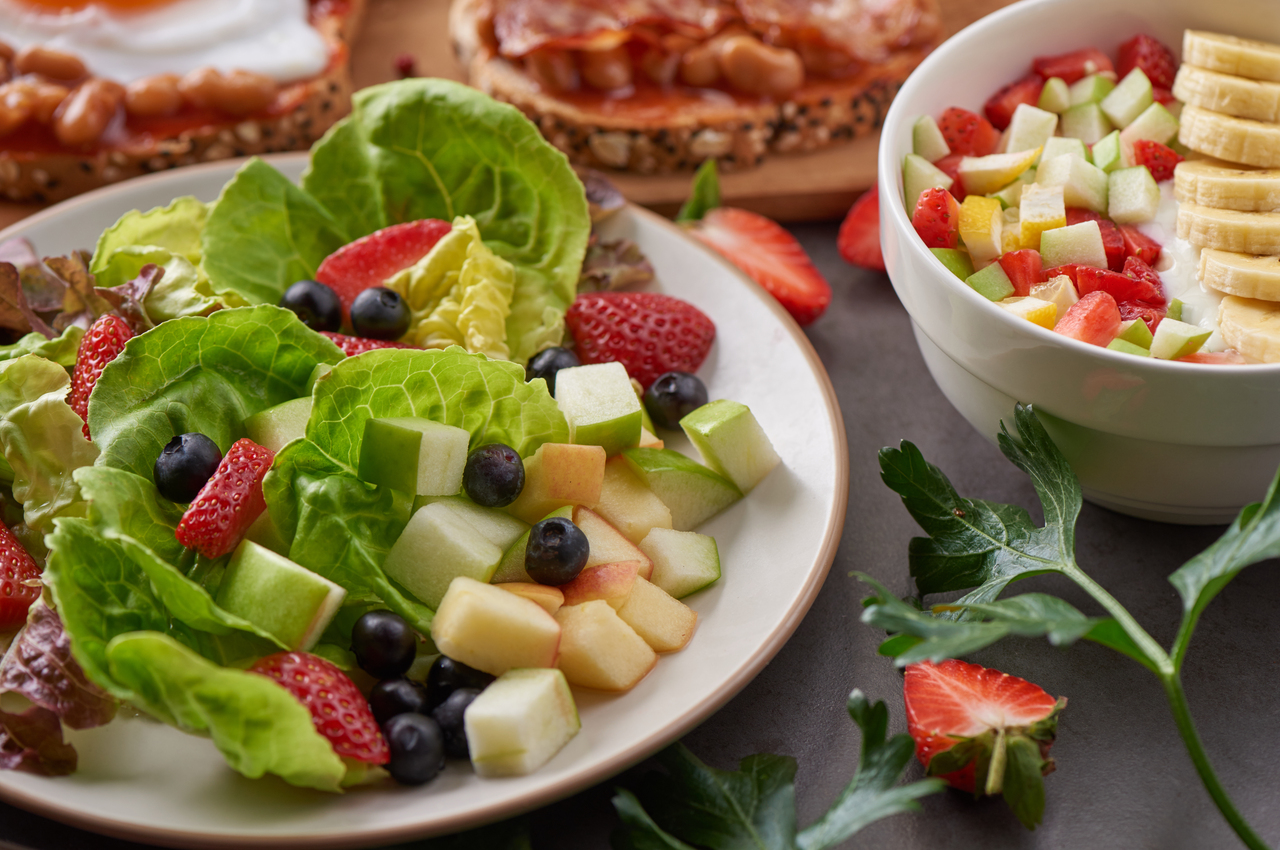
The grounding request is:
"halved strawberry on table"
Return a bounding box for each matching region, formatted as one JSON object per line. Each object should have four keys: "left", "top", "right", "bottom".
{"left": 0, "top": 522, "right": 41, "bottom": 632}
{"left": 315, "top": 219, "right": 452, "bottom": 320}
{"left": 66, "top": 314, "right": 134, "bottom": 440}
{"left": 565, "top": 291, "right": 716, "bottom": 390}
{"left": 905, "top": 659, "right": 1065, "bottom": 829}
{"left": 836, "top": 185, "right": 886, "bottom": 273}
{"left": 175, "top": 438, "right": 275, "bottom": 559}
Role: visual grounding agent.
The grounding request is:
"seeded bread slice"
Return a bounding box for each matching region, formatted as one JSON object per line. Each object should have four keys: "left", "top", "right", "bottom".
{"left": 0, "top": 0, "right": 367, "bottom": 204}
{"left": 450, "top": 0, "right": 935, "bottom": 173}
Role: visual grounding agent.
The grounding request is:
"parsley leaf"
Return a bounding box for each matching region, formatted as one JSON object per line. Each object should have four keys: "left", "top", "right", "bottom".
{"left": 675, "top": 160, "right": 722, "bottom": 224}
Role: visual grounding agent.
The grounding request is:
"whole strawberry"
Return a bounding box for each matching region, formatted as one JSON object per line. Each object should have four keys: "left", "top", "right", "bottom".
{"left": 66, "top": 314, "right": 134, "bottom": 440}
{"left": 175, "top": 438, "right": 274, "bottom": 558}
{"left": 0, "top": 522, "right": 40, "bottom": 631}
{"left": 565, "top": 291, "right": 715, "bottom": 390}
{"left": 322, "top": 331, "right": 418, "bottom": 358}
{"left": 904, "top": 659, "right": 1065, "bottom": 828}
{"left": 248, "top": 651, "right": 389, "bottom": 765}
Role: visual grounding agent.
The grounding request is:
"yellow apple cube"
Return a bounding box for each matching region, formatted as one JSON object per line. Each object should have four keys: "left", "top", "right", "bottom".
{"left": 555, "top": 600, "right": 657, "bottom": 691}
{"left": 1019, "top": 183, "right": 1067, "bottom": 249}
{"left": 505, "top": 442, "right": 606, "bottom": 524}
{"left": 997, "top": 296, "right": 1058, "bottom": 329}
{"left": 590, "top": 456, "right": 673, "bottom": 544}
{"left": 958, "top": 195, "right": 1004, "bottom": 266}
{"left": 956, "top": 147, "right": 1041, "bottom": 195}
{"left": 616, "top": 576, "right": 698, "bottom": 652}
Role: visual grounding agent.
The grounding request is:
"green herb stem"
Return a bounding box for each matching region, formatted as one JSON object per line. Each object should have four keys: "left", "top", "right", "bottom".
{"left": 1160, "top": 674, "right": 1270, "bottom": 850}
{"left": 1060, "top": 562, "right": 1172, "bottom": 675}
{"left": 986, "top": 727, "right": 1007, "bottom": 797}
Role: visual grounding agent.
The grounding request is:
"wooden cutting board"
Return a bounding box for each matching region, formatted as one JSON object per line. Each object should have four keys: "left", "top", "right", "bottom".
{"left": 0, "top": 0, "right": 1013, "bottom": 231}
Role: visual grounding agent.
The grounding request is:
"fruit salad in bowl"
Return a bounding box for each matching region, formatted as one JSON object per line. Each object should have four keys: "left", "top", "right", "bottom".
{"left": 879, "top": 0, "right": 1280, "bottom": 524}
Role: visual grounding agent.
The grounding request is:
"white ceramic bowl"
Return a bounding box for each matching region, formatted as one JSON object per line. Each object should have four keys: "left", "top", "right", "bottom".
{"left": 879, "top": 0, "right": 1280, "bottom": 525}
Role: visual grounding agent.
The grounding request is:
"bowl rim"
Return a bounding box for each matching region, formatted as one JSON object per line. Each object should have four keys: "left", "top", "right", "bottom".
{"left": 877, "top": 0, "right": 1280, "bottom": 376}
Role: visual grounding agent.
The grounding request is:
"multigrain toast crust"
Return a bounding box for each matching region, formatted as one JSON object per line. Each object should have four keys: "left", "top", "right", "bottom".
{"left": 450, "top": 0, "right": 934, "bottom": 173}
{"left": 0, "top": 0, "right": 367, "bottom": 204}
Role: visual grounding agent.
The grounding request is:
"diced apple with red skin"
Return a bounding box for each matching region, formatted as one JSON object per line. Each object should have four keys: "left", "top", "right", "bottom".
{"left": 571, "top": 506, "right": 654, "bottom": 578}
{"left": 1055, "top": 290, "right": 1122, "bottom": 346}
{"left": 590, "top": 456, "right": 673, "bottom": 544}
{"left": 506, "top": 443, "right": 607, "bottom": 525}
{"left": 555, "top": 600, "right": 657, "bottom": 691}
{"left": 616, "top": 576, "right": 698, "bottom": 653}
{"left": 497, "top": 582, "right": 565, "bottom": 615}
{"left": 431, "top": 576, "right": 561, "bottom": 676}
{"left": 560, "top": 560, "right": 641, "bottom": 609}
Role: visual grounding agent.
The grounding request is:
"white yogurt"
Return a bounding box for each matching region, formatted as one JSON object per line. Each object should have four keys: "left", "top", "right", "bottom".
{"left": 1139, "top": 182, "right": 1227, "bottom": 351}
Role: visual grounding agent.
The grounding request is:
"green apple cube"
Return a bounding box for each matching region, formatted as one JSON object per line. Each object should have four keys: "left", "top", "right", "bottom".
{"left": 990, "top": 168, "right": 1036, "bottom": 209}
{"left": 491, "top": 505, "right": 573, "bottom": 584}
{"left": 1036, "top": 154, "right": 1109, "bottom": 213}
{"left": 1069, "top": 73, "right": 1116, "bottom": 106}
{"left": 215, "top": 540, "right": 346, "bottom": 651}
{"left": 1108, "top": 166, "right": 1160, "bottom": 224}
{"left": 621, "top": 447, "right": 741, "bottom": 531}
{"left": 1119, "top": 103, "right": 1179, "bottom": 154}
{"left": 903, "top": 153, "right": 954, "bottom": 215}
{"left": 1005, "top": 104, "right": 1058, "bottom": 154}
{"left": 307, "top": 362, "right": 333, "bottom": 394}
{"left": 1060, "top": 102, "right": 1113, "bottom": 145}
{"left": 630, "top": 378, "right": 656, "bottom": 434}
{"left": 1091, "top": 130, "right": 1124, "bottom": 173}
{"left": 358, "top": 417, "right": 470, "bottom": 495}
{"left": 1117, "top": 317, "right": 1154, "bottom": 348}
{"left": 929, "top": 248, "right": 975, "bottom": 280}
{"left": 1150, "top": 318, "right": 1212, "bottom": 360}
{"left": 1041, "top": 220, "right": 1108, "bottom": 269}
{"left": 912, "top": 114, "right": 950, "bottom": 162}
{"left": 965, "top": 261, "right": 1015, "bottom": 302}
{"left": 678, "top": 399, "right": 780, "bottom": 494}
{"left": 1107, "top": 338, "right": 1152, "bottom": 357}
{"left": 554, "top": 362, "right": 642, "bottom": 457}
{"left": 1168, "top": 298, "right": 1185, "bottom": 322}
{"left": 1037, "top": 76, "right": 1071, "bottom": 114}
{"left": 414, "top": 495, "right": 530, "bottom": 551}
{"left": 638, "top": 527, "right": 721, "bottom": 599}
{"left": 1101, "top": 68, "right": 1153, "bottom": 128}
{"left": 1041, "top": 137, "right": 1088, "bottom": 164}
{"left": 383, "top": 502, "right": 504, "bottom": 609}
{"left": 244, "top": 397, "right": 312, "bottom": 454}
{"left": 465, "top": 668, "right": 580, "bottom": 777}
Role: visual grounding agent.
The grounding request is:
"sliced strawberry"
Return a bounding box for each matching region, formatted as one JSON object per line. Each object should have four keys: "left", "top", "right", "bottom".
{"left": 1032, "top": 47, "right": 1114, "bottom": 85}
{"left": 1119, "top": 225, "right": 1162, "bottom": 267}
{"left": 1152, "top": 86, "right": 1176, "bottom": 106}
{"left": 937, "top": 107, "right": 1000, "bottom": 157}
{"left": 1063, "top": 209, "right": 1124, "bottom": 270}
{"left": 1122, "top": 255, "right": 1165, "bottom": 298}
{"left": 564, "top": 291, "right": 716, "bottom": 389}
{"left": 1132, "top": 140, "right": 1183, "bottom": 182}
{"left": 1119, "top": 300, "right": 1166, "bottom": 334}
{"left": 832, "top": 186, "right": 885, "bottom": 273}
{"left": 66, "top": 314, "right": 134, "bottom": 440}
{"left": 1179, "top": 350, "right": 1248, "bottom": 365}
{"left": 0, "top": 522, "right": 40, "bottom": 632}
{"left": 1076, "top": 266, "right": 1162, "bottom": 303}
{"left": 984, "top": 74, "right": 1045, "bottom": 131}
{"left": 1042, "top": 263, "right": 1085, "bottom": 288}
{"left": 912, "top": 188, "right": 961, "bottom": 249}
{"left": 1117, "top": 34, "right": 1178, "bottom": 89}
{"left": 691, "top": 206, "right": 834, "bottom": 322}
{"left": 315, "top": 219, "right": 452, "bottom": 318}
{"left": 322, "top": 331, "right": 418, "bottom": 358}
{"left": 905, "top": 659, "right": 1063, "bottom": 827}
{"left": 249, "top": 651, "right": 389, "bottom": 765}
{"left": 174, "top": 439, "right": 275, "bottom": 559}
{"left": 997, "top": 249, "right": 1043, "bottom": 297}
{"left": 933, "top": 154, "right": 967, "bottom": 201}
{"left": 1055, "top": 290, "right": 1122, "bottom": 346}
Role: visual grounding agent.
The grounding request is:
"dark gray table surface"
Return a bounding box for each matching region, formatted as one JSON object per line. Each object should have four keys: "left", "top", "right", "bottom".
{"left": 3, "top": 221, "right": 1278, "bottom": 850}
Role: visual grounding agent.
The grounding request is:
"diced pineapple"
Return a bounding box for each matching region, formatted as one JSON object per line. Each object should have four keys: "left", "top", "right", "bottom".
{"left": 1019, "top": 183, "right": 1067, "bottom": 249}
{"left": 957, "top": 147, "right": 1041, "bottom": 195}
{"left": 958, "top": 195, "right": 1004, "bottom": 266}
{"left": 1030, "top": 275, "right": 1079, "bottom": 321}
{"left": 997, "top": 296, "right": 1058, "bottom": 329}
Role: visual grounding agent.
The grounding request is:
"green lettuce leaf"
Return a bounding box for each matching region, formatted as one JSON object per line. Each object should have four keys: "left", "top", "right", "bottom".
{"left": 93, "top": 248, "right": 225, "bottom": 322}
{"left": 0, "top": 355, "right": 99, "bottom": 532}
{"left": 0, "top": 327, "right": 83, "bottom": 368}
{"left": 91, "top": 195, "right": 209, "bottom": 271}
{"left": 88, "top": 305, "right": 343, "bottom": 479}
{"left": 104, "top": 631, "right": 347, "bottom": 792}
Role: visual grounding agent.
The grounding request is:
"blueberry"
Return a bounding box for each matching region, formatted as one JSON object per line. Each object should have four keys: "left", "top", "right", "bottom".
{"left": 525, "top": 346, "right": 580, "bottom": 396}
{"left": 278, "top": 280, "right": 342, "bottom": 332}
{"left": 383, "top": 713, "right": 445, "bottom": 785}
{"left": 369, "top": 677, "right": 430, "bottom": 726}
{"left": 351, "top": 610, "right": 417, "bottom": 679}
{"left": 426, "top": 655, "right": 494, "bottom": 710}
{"left": 525, "top": 517, "right": 590, "bottom": 586}
{"left": 431, "top": 687, "right": 480, "bottom": 759}
{"left": 463, "top": 444, "right": 525, "bottom": 507}
{"left": 350, "top": 287, "right": 410, "bottom": 340}
{"left": 643, "top": 371, "right": 708, "bottom": 430}
{"left": 153, "top": 433, "right": 222, "bottom": 503}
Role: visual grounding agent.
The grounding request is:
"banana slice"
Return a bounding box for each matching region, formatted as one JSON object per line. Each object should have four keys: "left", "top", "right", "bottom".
{"left": 1183, "top": 31, "right": 1280, "bottom": 84}
{"left": 1176, "top": 203, "right": 1280, "bottom": 253}
{"left": 1178, "top": 105, "right": 1280, "bottom": 169}
{"left": 1175, "top": 158, "right": 1280, "bottom": 212}
{"left": 1219, "top": 295, "right": 1280, "bottom": 362}
{"left": 1200, "top": 249, "right": 1280, "bottom": 299}
{"left": 1172, "top": 65, "right": 1280, "bottom": 123}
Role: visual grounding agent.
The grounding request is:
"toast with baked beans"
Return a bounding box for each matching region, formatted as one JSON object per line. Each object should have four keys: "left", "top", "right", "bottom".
{"left": 0, "top": 0, "right": 366, "bottom": 205}
{"left": 450, "top": 0, "right": 940, "bottom": 173}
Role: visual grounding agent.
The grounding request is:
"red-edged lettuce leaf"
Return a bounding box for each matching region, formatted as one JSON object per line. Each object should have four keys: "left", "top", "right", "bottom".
{"left": 0, "top": 704, "right": 77, "bottom": 776}
{"left": 0, "top": 602, "right": 116, "bottom": 729}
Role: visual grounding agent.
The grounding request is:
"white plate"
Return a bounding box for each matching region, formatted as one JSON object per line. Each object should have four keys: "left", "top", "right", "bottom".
{"left": 0, "top": 155, "right": 847, "bottom": 849}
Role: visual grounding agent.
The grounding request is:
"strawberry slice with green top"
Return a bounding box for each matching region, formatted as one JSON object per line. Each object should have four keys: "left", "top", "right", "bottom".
{"left": 66, "top": 314, "right": 134, "bottom": 440}
{"left": 175, "top": 438, "right": 275, "bottom": 559}
{"left": 905, "top": 659, "right": 1065, "bottom": 828}
{"left": 691, "top": 206, "right": 834, "bottom": 323}
{"left": 0, "top": 522, "right": 41, "bottom": 631}
{"left": 315, "top": 219, "right": 452, "bottom": 319}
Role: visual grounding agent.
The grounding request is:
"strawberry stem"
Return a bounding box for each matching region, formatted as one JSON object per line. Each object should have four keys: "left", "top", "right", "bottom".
{"left": 985, "top": 726, "right": 1007, "bottom": 797}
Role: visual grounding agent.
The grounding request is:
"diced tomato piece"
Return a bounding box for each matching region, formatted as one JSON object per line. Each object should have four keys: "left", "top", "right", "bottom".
{"left": 1119, "top": 301, "right": 1166, "bottom": 334}
{"left": 1120, "top": 225, "right": 1162, "bottom": 266}
{"left": 1132, "top": 140, "right": 1184, "bottom": 182}
{"left": 912, "top": 188, "right": 961, "bottom": 249}
{"left": 937, "top": 107, "right": 1000, "bottom": 157}
{"left": 1032, "top": 47, "right": 1114, "bottom": 85}
{"left": 1152, "top": 86, "right": 1176, "bottom": 106}
{"left": 1077, "top": 266, "right": 1161, "bottom": 303}
{"left": 1117, "top": 34, "right": 1178, "bottom": 90}
{"left": 997, "top": 249, "right": 1043, "bottom": 297}
{"left": 984, "top": 74, "right": 1045, "bottom": 130}
{"left": 1055, "top": 290, "right": 1122, "bottom": 346}
{"left": 1179, "top": 350, "right": 1248, "bottom": 365}
{"left": 933, "top": 153, "right": 966, "bottom": 200}
{"left": 1042, "top": 264, "right": 1085, "bottom": 288}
